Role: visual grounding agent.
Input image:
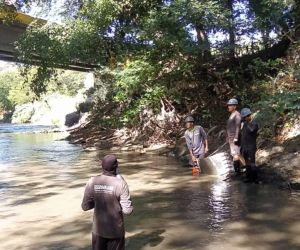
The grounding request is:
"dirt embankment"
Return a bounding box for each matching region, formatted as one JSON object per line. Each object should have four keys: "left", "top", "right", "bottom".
{"left": 67, "top": 112, "right": 300, "bottom": 191}
{"left": 256, "top": 114, "right": 300, "bottom": 190}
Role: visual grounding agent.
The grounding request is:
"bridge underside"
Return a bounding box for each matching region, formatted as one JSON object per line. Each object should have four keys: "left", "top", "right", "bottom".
{"left": 0, "top": 12, "right": 95, "bottom": 72}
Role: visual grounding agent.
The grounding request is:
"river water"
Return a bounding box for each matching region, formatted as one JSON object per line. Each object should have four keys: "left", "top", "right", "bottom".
{"left": 1, "top": 124, "right": 300, "bottom": 250}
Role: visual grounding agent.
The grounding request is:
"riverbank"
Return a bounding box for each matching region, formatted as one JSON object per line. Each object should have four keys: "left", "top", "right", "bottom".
{"left": 66, "top": 117, "right": 300, "bottom": 191}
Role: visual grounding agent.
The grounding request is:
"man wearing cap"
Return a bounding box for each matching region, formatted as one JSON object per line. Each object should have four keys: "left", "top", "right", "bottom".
{"left": 81, "top": 154, "right": 133, "bottom": 250}
{"left": 184, "top": 115, "right": 209, "bottom": 173}
{"left": 240, "top": 108, "right": 259, "bottom": 182}
{"left": 226, "top": 98, "right": 242, "bottom": 175}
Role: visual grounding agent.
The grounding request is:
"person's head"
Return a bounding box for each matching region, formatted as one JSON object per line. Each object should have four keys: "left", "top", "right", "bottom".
{"left": 227, "top": 98, "right": 238, "bottom": 113}
{"left": 241, "top": 108, "right": 252, "bottom": 122}
{"left": 101, "top": 154, "right": 118, "bottom": 176}
{"left": 185, "top": 115, "right": 195, "bottom": 129}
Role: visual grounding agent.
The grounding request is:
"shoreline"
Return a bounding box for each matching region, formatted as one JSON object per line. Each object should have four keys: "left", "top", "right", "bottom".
{"left": 66, "top": 124, "right": 300, "bottom": 191}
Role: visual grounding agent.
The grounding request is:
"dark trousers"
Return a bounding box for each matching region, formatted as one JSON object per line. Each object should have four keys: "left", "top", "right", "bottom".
{"left": 92, "top": 233, "right": 125, "bottom": 250}
{"left": 242, "top": 148, "right": 257, "bottom": 181}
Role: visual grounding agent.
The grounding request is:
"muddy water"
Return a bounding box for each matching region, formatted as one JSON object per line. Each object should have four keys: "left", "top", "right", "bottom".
{"left": 1, "top": 125, "right": 300, "bottom": 250}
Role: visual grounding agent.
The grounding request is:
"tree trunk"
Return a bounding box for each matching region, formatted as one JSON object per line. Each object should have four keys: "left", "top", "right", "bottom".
{"left": 226, "top": 0, "right": 235, "bottom": 59}
{"left": 294, "top": 1, "right": 300, "bottom": 41}
{"left": 195, "top": 23, "right": 211, "bottom": 62}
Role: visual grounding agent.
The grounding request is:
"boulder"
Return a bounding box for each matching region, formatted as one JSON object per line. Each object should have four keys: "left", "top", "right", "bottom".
{"left": 65, "top": 111, "right": 81, "bottom": 127}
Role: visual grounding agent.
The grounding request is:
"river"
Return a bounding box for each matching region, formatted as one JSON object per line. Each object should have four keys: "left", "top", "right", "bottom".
{"left": 1, "top": 124, "right": 300, "bottom": 250}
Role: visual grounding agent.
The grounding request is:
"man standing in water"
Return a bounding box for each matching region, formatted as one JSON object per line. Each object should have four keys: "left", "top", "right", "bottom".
{"left": 82, "top": 154, "right": 133, "bottom": 250}
{"left": 240, "top": 108, "right": 259, "bottom": 183}
{"left": 184, "top": 115, "right": 209, "bottom": 173}
{"left": 226, "top": 98, "right": 242, "bottom": 175}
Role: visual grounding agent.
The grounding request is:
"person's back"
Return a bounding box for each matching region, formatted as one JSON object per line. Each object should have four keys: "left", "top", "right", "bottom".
{"left": 82, "top": 155, "right": 133, "bottom": 250}
{"left": 82, "top": 175, "right": 132, "bottom": 238}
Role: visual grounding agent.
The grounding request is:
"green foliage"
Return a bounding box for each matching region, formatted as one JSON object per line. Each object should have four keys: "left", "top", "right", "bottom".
{"left": 247, "top": 58, "right": 283, "bottom": 78}
{"left": 0, "top": 79, "right": 13, "bottom": 112}
{"left": 0, "top": 68, "right": 85, "bottom": 113}
{"left": 114, "top": 60, "right": 156, "bottom": 102}
{"left": 99, "top": 59, "right": 166, "bottom": 125}
{"left": 46, "top": 70, "right": 85, "bottom": 96}
{"left": 10, "top": 0, "right": 300, "bottom": 129}
{"left": 249, "top": 0, "right": 289, "bottom": 31}
{"left": 256, "top": 89, "right": 300, "bottom": 116}
{"left": 0, "top": 70, "right": 34, "bottom": 112}
{"left": 252, "top": 88, "right": 300, "bottom": 137}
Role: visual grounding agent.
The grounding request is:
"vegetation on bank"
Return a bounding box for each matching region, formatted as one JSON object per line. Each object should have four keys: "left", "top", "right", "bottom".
{"left": 0, "top": 68, "right": 85, "bottom": 121}
{"left": 1, "top": 1, "right": 299, "bottom": 142}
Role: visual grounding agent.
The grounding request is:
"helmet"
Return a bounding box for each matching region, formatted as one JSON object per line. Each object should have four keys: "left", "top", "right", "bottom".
{"left": 241, "top": 108, "right": 252, "bottom": 118}
{"left": 227, "top": 98, "right": 238, "bottom": 105}
{"left": 185, "top": 115, "right": 194, "bottom": 123}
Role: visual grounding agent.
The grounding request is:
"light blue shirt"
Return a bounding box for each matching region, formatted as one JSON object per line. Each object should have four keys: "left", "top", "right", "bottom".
{"left": 184, "top": 125, "right": 207, "bottom": 156}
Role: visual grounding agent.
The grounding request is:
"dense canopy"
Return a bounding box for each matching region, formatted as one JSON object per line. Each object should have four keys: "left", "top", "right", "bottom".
{"left": 1, "top": 0, "right": 300, "bottom": 126}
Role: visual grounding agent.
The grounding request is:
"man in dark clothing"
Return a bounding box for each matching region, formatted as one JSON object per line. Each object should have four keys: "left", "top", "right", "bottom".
{"left": 82, "top": 154, "right": 133, "bottom": 250}
{"left": 184, "top": 115, "right": 209, "bottom": 173}
{"left": 226, "top": 98, "right": 242, "bottom": 174}
{"left": 240, "top": 108, "right": 259, "bottom": 183}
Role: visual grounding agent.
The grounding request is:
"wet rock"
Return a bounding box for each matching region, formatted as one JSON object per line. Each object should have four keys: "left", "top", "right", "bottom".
{"left": 65, "top": 111, "right": 81, "bottom": 127}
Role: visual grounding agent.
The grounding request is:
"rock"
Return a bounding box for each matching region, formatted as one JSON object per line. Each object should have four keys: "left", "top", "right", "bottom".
{"left": 11, "top": 93, "right": 87, "bottom": 126}
{"left": 65, "top": 111, "right": 81, "bottom": 127}
{"left": 11, "top": 103, "right": 35, "bottom": 123}
{"left": 270, "top": 146, "right": 284, "bottom": 154}
{"left": 290, "top": 178, "right": 300, "bottom": 190}
{"left": 79, "top": 101, "right": 93, "bottom": 113}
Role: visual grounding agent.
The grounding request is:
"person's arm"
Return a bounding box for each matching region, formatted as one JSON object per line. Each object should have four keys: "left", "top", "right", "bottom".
{"left": 81, "top": 177, "right": 95, "bottom": 211}
{"left": 247, "top": 121, "right": 258, "bottom": 133}
{"left": 119, "top": 179, "right": 133, "bottom": 215}
{"left": 185, "top": 132, "right": 196, "bottom": 161}
{"left": 234, "top": 113, "right": 242, "bottom": 143}
{"left": 204, "top": 139, "right": 209, "bottom": 154}
{"left": 200, "top": 127, "right": 209, "bottom": 153}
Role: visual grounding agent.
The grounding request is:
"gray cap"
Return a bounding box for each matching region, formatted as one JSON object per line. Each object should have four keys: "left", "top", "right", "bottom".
{"left": 241, "top": 108, "right": 252, "bottom": 118}
{"left": 227, "top": 98, "right": 238, "bottom": 105}
{"left": 102, "top": 154, "right": 118, "bottom": 171}
{"left": 185, "top": 116, "right": 194, "bottom": 123}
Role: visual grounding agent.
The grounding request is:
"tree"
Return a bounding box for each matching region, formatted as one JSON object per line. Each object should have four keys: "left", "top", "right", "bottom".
{"left": 11, "top": 0, "right": 299, "bottom": 127}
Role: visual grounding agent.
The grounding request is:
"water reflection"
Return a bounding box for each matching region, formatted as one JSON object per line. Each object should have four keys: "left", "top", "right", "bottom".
{"left": 209, "top": 180, "right": 231, "bottom": 230}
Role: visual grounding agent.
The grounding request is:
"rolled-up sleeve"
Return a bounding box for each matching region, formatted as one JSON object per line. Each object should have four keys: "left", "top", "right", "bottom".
{"left": 120, "top": 179, "right": 133, "bottom": 215}
{"left": 81, "top": 177, "right": 95, "bottom": 211}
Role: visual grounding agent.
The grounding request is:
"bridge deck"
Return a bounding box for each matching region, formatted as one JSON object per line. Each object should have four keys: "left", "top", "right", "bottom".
{"left": 0, "top": 11, "right": 95, "bottom": 71}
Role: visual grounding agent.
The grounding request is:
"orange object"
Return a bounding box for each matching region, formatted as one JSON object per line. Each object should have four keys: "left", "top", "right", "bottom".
{"left": 192, "top": 166, "right": 200, "bottom": 176}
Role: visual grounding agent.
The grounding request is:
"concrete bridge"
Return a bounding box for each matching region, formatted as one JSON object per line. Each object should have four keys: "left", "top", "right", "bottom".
{"left": 0, "top": 10, "right": 95, "bottom": 71}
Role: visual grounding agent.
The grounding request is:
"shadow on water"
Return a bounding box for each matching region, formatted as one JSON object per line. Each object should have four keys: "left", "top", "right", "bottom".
{"left": 126, "top": 230, "right": 165, "bottom": 250}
